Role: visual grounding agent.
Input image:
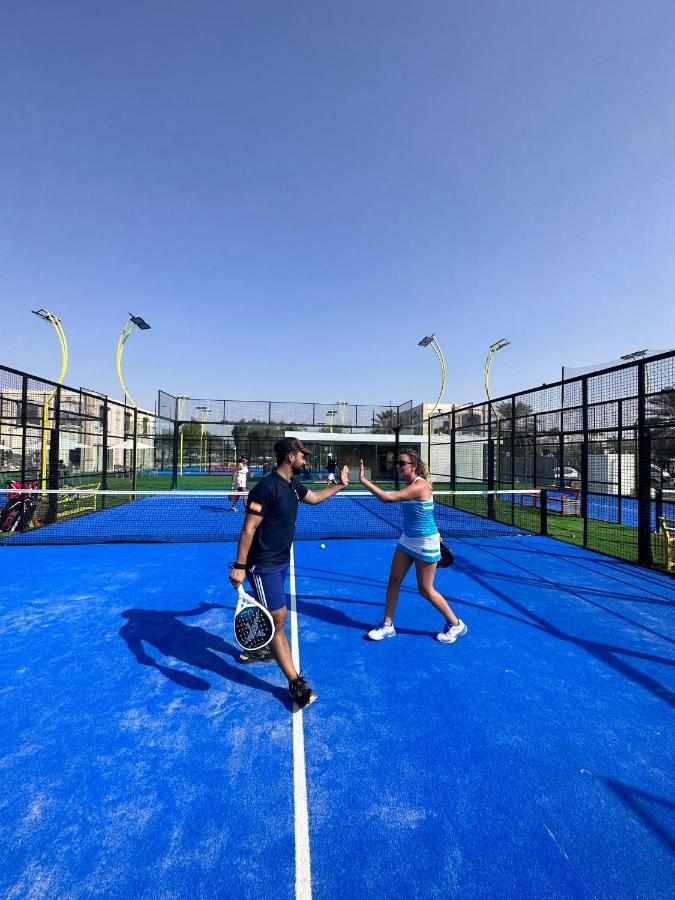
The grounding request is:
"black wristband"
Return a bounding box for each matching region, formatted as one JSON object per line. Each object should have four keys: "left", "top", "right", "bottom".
{"left": 229, "top": 562, "right": 247, "bottom": 570}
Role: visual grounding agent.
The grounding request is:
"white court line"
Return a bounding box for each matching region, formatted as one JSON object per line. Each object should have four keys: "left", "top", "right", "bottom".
{"left": 289, "top": 544, "right": 313, "bottom": 900}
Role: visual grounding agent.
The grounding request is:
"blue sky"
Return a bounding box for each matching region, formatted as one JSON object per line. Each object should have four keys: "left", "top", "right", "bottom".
{"left": 2, "top": 2, "right": 674, "bottom": 412}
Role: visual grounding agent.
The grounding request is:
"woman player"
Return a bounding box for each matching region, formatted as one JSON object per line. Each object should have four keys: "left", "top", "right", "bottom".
{"left": 359, "top": 450, "right": 467, "bottom": 643}
{"left": 230, "top": 455, "right": 250, "bottom": 512}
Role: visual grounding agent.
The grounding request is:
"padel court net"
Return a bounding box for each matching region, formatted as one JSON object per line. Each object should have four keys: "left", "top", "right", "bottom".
{"left": 0, "top": 488, "right": 550, "bottom": 545}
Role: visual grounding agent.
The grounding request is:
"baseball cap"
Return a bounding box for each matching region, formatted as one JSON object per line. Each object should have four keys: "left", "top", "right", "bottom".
{"left": 274, "top": 437, "right": 312, "bottom": 456}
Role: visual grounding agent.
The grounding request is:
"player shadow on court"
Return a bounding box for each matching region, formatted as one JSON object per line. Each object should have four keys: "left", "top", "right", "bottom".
{"left": 296, "top": 594, "right": 435, "bottom": 638}
{"left": 119, "top": 602, "right": 289, "bottom": 704}
{"left": 604, "top": 779, "right": 675, "bottom": 853}
{"left": 457, "top": 553, "right": 675, "bottom": 709}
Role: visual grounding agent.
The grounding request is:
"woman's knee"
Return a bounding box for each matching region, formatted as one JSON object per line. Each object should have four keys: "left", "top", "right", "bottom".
{"left": 416, "top": 578, "right": 436, "bottom": 599}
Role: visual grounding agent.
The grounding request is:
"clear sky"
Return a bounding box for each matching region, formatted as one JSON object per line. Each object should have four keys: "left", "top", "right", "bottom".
{"left": 2, "top": 1, "right": 674, "bottom": 412}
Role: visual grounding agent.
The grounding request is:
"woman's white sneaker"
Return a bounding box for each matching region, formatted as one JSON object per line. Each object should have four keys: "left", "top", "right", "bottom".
{"left": 367, "top": 622, "right": 396, "bottom": 640}
{"left": 437, "top": 620, "right": 467, "bottom": 643}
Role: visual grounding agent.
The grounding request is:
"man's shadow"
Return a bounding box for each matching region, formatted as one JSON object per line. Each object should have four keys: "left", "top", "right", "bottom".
{"left": 119, "top": 602, "right": 288, "bottom": 703}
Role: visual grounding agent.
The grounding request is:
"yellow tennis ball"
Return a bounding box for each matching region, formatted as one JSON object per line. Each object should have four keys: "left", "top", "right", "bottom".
{"left": 320, "top": 543, "right": 326, "bottom": 549}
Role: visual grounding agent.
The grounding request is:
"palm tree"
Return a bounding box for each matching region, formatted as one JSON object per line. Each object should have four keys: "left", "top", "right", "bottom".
{"left": 647, "top": 388, "right": 675, "bottom": 429}
{"left": 373, "top": 409, "right": 396, "bottom": 434}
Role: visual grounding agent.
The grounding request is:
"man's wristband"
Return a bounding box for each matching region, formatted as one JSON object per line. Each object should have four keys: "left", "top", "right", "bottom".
{"left": 229, "top": 562, "right": 247, "bottom": 571}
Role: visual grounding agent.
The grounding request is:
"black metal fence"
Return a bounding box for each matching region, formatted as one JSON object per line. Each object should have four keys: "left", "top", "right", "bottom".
{"left": 427, "top": 350, "right": 675, "bottom": 571}
{"left": 0, "top": 364, "right": 411, "bottom": 492}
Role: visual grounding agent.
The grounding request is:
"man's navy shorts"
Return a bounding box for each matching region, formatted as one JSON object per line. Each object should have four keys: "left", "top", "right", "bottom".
{"left": 246, "top": 563, "right": 289, "bottom": 612}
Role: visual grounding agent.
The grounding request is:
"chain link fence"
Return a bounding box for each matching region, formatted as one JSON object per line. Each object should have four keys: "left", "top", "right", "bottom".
{"left": 427, "top": 350, "right": 675, "bottom": 571}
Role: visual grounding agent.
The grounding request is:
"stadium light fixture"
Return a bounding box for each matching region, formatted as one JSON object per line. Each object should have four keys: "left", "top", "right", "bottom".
{"left": 621, "top": 350, "right": 648, "bottom": 361}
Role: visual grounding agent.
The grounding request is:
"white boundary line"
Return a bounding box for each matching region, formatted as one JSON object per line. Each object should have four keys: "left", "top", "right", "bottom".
{"left": 289, "top": 544, "right": 312, "bottom": 900}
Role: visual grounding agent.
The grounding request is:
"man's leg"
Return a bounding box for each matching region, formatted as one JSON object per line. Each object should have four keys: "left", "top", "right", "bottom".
{"left": 247, "top": 565, "right": 317, "bottom": 707}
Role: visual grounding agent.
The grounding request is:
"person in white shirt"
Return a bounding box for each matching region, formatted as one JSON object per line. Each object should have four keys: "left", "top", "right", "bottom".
{"left": 230, "top": 456, "right": 250, "bottom": 512}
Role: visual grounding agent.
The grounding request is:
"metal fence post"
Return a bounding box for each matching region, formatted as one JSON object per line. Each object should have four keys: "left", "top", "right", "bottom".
{"left": 636, "top": 360, "right": 653, "bottom": 566}
{"left": 581, "top": 377, "right": 589, "bottom": 549}
{"left": 45, "top": 386, "right": 61, "bottom": 524}
{"left": 450, "top": 408, "right": 456, "bottom": 495}
{"left": 394, "top": 426, "right": 400, "bottom": 489}
{"left": 487, "top": 408, "right": 495, "bottom": 519}
{"left": 131, "top": 407, "right": 138, "bottom": 493}
{"left": 20, "top": 375, "right": 28, "bottom": 486}
{"left": 540, "top": 488, "right": 548, "bottom": 536}
{"left": 102, "top": 399, "right": 109, "bottom": 491}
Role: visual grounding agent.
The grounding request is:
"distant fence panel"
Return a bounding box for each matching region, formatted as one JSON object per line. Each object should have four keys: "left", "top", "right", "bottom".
{"left": 428, "top": 350, "right": 675, "bottom": 572}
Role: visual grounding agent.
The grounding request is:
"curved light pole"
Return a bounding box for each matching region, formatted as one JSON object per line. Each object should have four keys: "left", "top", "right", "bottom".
{"left": 176, "top": 394, "right": 188, "bottom": 478}
{"left": 116, "top": 314, "right": 151, "bottom": 490}
{"left": 484, "top": 338, "right": 511, "bottom": 490}
{"left": 116, "top": 314, "right": 151, "bottom": 410}
{"left": 196, "top": 406, "right": 211, "bottom": 473}
{"left": 418, "top": 334, "right": 446, "bottom": 419}
{"left": 32, "top": 308, "right": 69, "bottom": 490}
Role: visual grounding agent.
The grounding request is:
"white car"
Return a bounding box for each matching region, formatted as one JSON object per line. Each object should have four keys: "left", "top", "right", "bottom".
{"left": 553, "top": 466, "right": 580, "bottom": 481}
{"left": 651, "top": 464, "right": 671, "bottom": 482}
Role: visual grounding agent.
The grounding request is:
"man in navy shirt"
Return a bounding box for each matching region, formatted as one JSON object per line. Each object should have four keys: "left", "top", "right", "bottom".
{"left": 229, "top": 437, "right": 348, "bottom": 708}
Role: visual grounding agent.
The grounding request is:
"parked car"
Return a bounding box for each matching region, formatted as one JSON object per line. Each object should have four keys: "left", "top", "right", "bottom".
{"left": 651, "top": 464, "right": 671, "bottom": 483}
{"left": 553, "top": 466, "right": 580, "bottom": 481}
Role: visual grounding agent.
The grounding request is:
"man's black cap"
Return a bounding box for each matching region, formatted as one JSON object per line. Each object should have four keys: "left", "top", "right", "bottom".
{"left": 275, "top": 437, "right": 312, "bottom": 456}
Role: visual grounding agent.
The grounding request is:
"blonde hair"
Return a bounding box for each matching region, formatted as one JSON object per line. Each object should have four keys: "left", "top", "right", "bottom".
{"left": 399, "top": 449, "right": 430, "bottom": 481}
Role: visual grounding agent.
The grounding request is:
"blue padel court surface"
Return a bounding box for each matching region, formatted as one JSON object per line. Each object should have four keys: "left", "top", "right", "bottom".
{"left": 1, "top": 535, "right": 674, "bottom": 899}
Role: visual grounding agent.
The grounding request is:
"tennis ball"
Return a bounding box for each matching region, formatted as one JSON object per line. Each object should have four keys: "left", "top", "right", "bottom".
{"left": 320, "top": 543, "right": 326, "bottom": 549}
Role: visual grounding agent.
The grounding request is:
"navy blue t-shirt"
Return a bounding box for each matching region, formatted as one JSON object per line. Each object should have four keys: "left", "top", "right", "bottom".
{"left": 245, "top": 469, "right": 308, "bottom": 566}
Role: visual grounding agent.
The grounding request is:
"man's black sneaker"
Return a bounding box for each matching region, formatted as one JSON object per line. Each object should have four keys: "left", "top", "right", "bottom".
{"left": 289, "top": 674, "right": 317, "bottom": 709}
{"left": 239, "top": 646, "right": 275, "bottom": 664}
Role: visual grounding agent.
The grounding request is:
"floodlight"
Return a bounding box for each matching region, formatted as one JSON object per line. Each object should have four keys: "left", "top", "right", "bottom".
{"left": 129, "top": 314, "right": 151, "bottom": 330}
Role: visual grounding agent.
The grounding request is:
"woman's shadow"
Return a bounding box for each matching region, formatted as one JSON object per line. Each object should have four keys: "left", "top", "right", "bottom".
{"left": 119, "top": 601, "right": 288, "bottom": 704}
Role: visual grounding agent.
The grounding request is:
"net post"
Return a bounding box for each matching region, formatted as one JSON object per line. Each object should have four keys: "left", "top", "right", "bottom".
{"left": 655, "top": 488, "right": 663, "bottom": 529}
{"left": 539, "top": 488, "right": 548, "bottom": 536}
{"left": 393, "top": 426, "right": 400, "bottom": 489}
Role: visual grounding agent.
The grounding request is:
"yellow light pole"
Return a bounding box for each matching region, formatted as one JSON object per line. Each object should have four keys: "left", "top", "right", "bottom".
{"left": 484, "top": 338, "right": 511, "bottom": 488}
{"left": 418, "top": 334, "right": 446, "bottom": 420}
{"left": 116, "top": 314, "right": 151, "bottom": 490}
{"left": 32, "top": 308, "right": 69, "bottom": 490}
{"left": 196, "top": 406, "right": 211, "bottom": 473}
{"left": 326, "top": 410, "right": 337, "bottom": 434}
{"left": 176, "top": 395, "right": 188, "bottom": 478}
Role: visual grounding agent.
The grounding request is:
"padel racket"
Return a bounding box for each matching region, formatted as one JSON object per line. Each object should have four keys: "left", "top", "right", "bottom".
{"left": 233, "top": 585, "right": 275, "bottom": 651}
{"left": 438, "top": 540, "right": 454, "bottom": 568}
